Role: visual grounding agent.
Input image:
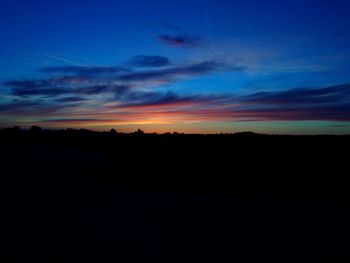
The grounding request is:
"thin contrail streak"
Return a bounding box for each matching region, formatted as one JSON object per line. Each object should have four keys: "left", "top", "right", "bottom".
{"left": 44, "top": 53, "right": 88, "bottom": 67}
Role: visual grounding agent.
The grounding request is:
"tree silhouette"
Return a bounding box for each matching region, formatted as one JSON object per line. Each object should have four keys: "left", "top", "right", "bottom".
{"left": 110, "top": 129, "right": 118, "bottom": 135}
{"left": 3, "top": 126, "right": 21, "bottom": 135}
{"left": 30, "top": 126, "right": 42, "bottom": 133}
{"left": 135, "top": 129, "right": 144, "bottom": 135}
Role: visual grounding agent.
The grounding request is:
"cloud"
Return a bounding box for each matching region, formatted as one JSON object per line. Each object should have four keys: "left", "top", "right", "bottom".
{"left": 12, "top": 87, "right": 68, "bottom": 96}
{"left": 40, "top": 66, "right": 129, "bottom": 76}
{"left": 158, "top": 33, "right": 203, "bottom": 48}
{"left": 5, "top": 79, "right": 131, "bottom": 96}
{"left": 55, "top": 97, "right": 88, "bottom": 103}
{"left": 241, "top": 83, "right": 350, "bottom": 105}
{"left": 81, "top": 85, "right": 130, "bottom": 95}
{"left": 2, "top": 58, "right": 231, "bottom": 125}
{"left": 0, "top": 99, "right": 62, "bottom": 115}
{"left": 3, "top": 83, "right": 350, "bottom": 126}
{"left": 5, "top": 52, "right": 350, "bottom": 126}
{"left": 128, "top": 55, "right": 171, "bottom": 67}
{"left": 230, "top": 84, "right": 350, "bottom": 121}
{"left": 42, "top": 118, "right": 99, "bottom": 123}
{"left": 5, "top": 60, "right": 227, "bottom": 97}
{"left": 1, "top": 57, "right": 230, "bottom": 125}
{"left": 119, "top": 91, "right": 228, "bottom": 108}
{"left": 118, "top": 61, "right": 227, "bottom": 82}
{"left": 0, "top": 100, "right": 37, "bottom": 112}
{"left": 4, "top": 79, "right": 49, "bottom": 89}
{"left": 111, "top": 84, "right": 350, "bottom": 122}
{"left": 227, "top": 104, "right": 350, "bottom": 122}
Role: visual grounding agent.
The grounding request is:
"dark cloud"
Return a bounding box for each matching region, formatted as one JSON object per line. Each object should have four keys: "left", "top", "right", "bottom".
{"left": 81, "top": 85, "right": 130, "bottom": 95}
{"left": 4, "top": 59, "right": 227, "bottom": 100}
{"left": 42, "top": 118, "right": 98, "bottom": 123}
{"left": 5, "top": 79, "right": 131, "bottom": 96}
{"left": 13, "top": 87, "right": 68, "bottom": 96}
{"left": 242, "top": 84, "right": 350, "bottom": 105}
{"left": 40, "top": 66, "right": 129, "bottom": 76}
{"left": 128, "top": 55, "right": 171, "bottom": 67}
{"left": 3, "top": 59, "right": 229, "bottom": 119}
{"left": 2, "top": 78, "right": 350, "bottom": 123}
{"left": 55, "top": 97, "right": 88, "bottom": 103}
{"left": 118, "top": 84, "right": 350, "bottom": 122}
{"left": 230, "top": 103, "right": 350, "bottom": 122}
{"left": 0, "top": 100, "right": 37, "bottom": 112}
{"left": 4, "top": 79, "right": 49, "bottom": 89}
{"left": 158, "top": 34, "right": 203, "bottom": 48}
{"left": 16, "top": 55, "right": 347, "bottom": 124}
{"left": 119, "top": 90, "right": 230, "bottom": 108}
{"left": 0, "top": 99, "right": 61, "bottom": 114}
{"left": 232, "top": 84, "right": 350, "bottom": 121}
{"left": 118, "top": 61, "right": 227, "bottom": 82}
{"left": 124, "top": 92, "right": 197, "bottom": 106}
{"left": 4, "top": 58, "right": 228, "bottom": 101}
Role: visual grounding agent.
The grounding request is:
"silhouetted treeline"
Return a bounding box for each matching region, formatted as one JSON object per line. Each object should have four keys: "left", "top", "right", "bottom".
{"left": 1, "top": 126, "right": 350, "bottom": 262}
{"left": 1, "top": 126, "right": 349, "bottom": 200}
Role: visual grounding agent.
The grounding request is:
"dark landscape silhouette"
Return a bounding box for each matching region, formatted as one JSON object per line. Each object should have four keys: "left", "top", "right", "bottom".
{"left": 1, "top": 126, "right": 349, "bottom": 262}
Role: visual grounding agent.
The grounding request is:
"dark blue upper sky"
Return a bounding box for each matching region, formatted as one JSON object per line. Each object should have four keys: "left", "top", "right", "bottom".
{"left": 1, "top": 0, "right": 350, "bottom": 133}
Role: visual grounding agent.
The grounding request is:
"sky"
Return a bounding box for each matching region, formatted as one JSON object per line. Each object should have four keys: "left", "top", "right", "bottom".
{"left": 1, "top": 0, "right": 350, "bottom": 134}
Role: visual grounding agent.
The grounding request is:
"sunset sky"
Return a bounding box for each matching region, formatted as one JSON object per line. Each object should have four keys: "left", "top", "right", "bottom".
{"left": 1, "top": 0, "right": 350, "bottom": 134}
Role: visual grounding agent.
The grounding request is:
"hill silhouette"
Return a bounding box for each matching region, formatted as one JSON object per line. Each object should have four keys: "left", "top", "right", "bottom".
{"left": 1, "top": 126, "right": 350, "bottom": 197}
{"left": 1, "top": 127, "right": 349, "bottom": 262}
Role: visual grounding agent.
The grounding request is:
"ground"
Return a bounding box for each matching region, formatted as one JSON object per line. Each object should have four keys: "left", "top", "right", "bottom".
{"left": 1, "top": 129, "right": 349, "bottom": 262}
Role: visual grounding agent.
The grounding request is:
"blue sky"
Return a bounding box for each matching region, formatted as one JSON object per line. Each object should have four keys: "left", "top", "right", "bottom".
{"left": 1, "top": 0, "right": 350, "bottom": 133}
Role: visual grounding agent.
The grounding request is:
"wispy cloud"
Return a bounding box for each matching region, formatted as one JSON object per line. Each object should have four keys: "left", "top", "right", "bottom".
{"left": 0, "top": 99, "right": 63, "bottom": 115}
{"left": 127, "top": 55, "right": 171, "bottom": 67}
{"left": 43, "top": 53, "right": 88, "bottom": 67}
{"left": 55, "top": 97, "right": 89, "bottom": 103}
{"left": 41, "top": 65, "right": 130, "bottom": 76}
{"left": 78, "top": 84, "right": 350, "bottom": 124}
{"left": 159, "top": 33, "right": 203, "bottom": 48}
{"left": 118, "top": 61, "right": 227, "bottom": 82}
{"left": 4, "top": 59, "right": 228, "bottom": 98}
{"left": 5, "top": 79, "right": 131, "bottom": 96}
{"left": 2, "top": 51, "right": 350, "bottom": 127}
{"left": 118, "top": 91, "right": 229, "bottom": 108}
{"left": 1, "top": 56, "right": 230, "bottom": 125}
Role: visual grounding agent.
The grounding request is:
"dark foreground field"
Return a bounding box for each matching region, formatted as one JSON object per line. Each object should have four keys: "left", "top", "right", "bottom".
{"left": 1, "top": 129, "right": 349, "bottom": 262}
